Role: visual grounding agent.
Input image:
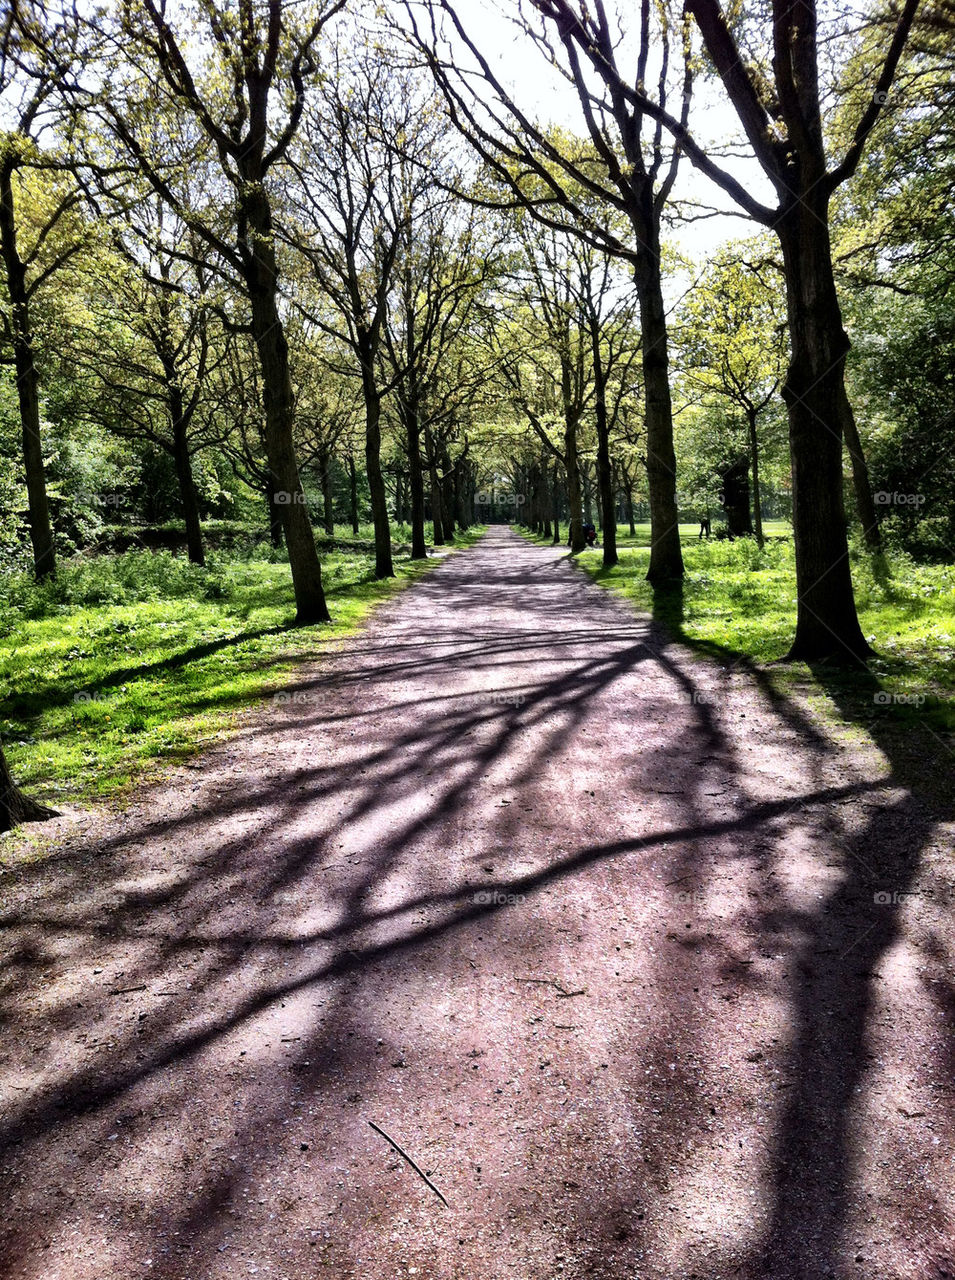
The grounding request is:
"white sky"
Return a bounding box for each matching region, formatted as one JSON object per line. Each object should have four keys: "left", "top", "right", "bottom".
{"left": 438, "top": 0, "right": 776, "bottom": 263}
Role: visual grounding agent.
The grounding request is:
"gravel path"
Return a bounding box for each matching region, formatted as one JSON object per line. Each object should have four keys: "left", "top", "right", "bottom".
{"left": 1, "top": 526, "right": 953, "bottom": 1280}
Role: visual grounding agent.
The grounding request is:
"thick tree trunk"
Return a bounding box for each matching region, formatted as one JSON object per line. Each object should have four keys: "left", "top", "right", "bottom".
{"left": 552, "top": 462, "right": 561, "bottom": 544}
{"left": 362, "top": 376, "right": 394, "bottom": 578}
{"left": 240, "top": 179, "right": 327, "bottom": 622}
{"left": 719, "top": 457, "right": 753, "bottom": 536}
{"left": 0, "top": 162, "right": 55, "bottom": 581}
{"left": 0, "top": 744, "right": 55, "bottom": 832}
{"left": 634, "top": 251, "right": 684, "bottom": 582}
{"left": 348, "top": 455, "right": 360, "bottom": 535}
{"left": 171, "top": 421, "right": 205, "bottom": 565}
{"left": 747, "top": 407, "right": 765, "bottom": 548}
{"left": 778, "top": 204, "right": 872, "bottom": 662}
{"left": 839, "top": 386, "right": 881, "bottom": 551}
{"left": 249, "top": 288, "right": 329, "bottom": 621}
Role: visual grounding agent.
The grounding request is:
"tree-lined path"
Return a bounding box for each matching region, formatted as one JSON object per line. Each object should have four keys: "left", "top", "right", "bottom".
{"left": 0, "top": 528, "right": 952, "bottom": 1279}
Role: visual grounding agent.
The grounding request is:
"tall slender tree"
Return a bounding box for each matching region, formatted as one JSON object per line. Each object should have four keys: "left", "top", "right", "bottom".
{"left": 383, "top": 197, "right": 501, "bottom": 559}
{"left": 0, "top": 3, "right": 90, "bottom": 579}
{"left": 66, "top": 208, "right": 228, "bottom": 565}
{"left": 676, "top": 247, "right": 789, "bottom": 547}
{"left": 519, "top": 0, "right": 919, "bottom": 658}
{"left": 402, "top": 3, "right": 690, "bottom": 581}
{"left": 288, "top": 46, "right": 435, "bottom": 579}
{"left": 82, "top": 0, "right": 341, "bottom": 621}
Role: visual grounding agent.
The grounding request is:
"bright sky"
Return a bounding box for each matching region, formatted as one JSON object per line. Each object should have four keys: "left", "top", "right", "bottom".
{"left": 435, "top": 0, "right": 776, "bottom": 264}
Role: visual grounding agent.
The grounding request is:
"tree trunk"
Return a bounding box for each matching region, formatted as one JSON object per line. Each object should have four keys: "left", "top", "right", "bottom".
{"left": 452, "top": 457, "right": 469, "bottom": 532}
{"left": 430, "top": 474, "right": 445, "bottom": 543}
{"left": 249, "top": 288, "right": 329, "bottom": 621}
{"left": 839, "top": 386, "right": 881, "bottom": 551}
{"left": 564, "top": 417, "right": 585, "bottom": 552}
{"left": 592, "top": 327, "right": 618, "bottom": 568}
{"left": 583, "top": 463, "right": 594, "bottom": 525}
{"left": 406, "top": 403, "right": 427, "bottom": 558}
{"left": 441, "top": 458, "right": 456, "bottom": 539}
{"left": 362, "top": 375, "right": 394, "bottom": 578}
{"left": 747, "top": 407, "right": 765, "bottom": 548}
{"left": 426, "top": 428, "right": 446, "bottom": 545}
{"left": 462, "top": 462, "right": 475, "bottom": 527}
{"left": 778, "top": 204, "right": 872, "bottom": 662}
{"left": 719, "top": 457, "right": 753, "bottom": 536}
{"left": 0, "top": 161, "right": 55, "bottom": 581}
{"left": 319, "top": 448, "right": 334, "bottom": 535}
{"left": 402, "top": 279, "right": 427, "bottom": 554}
{"left": 634, "top": 253, "right": 684, "bottom": 582}
{"left": 0, "top": 744, "right": 55, "bottom": 832}
{"left": 241, "top": 184, "right": 328, "bottom": 622}
{"left": 171, "top": 421, "right": 205, "bottom": 565}
{"left": 596, "top": 457, "right": 616, "bottom": 566}
{"left": 552, "top": 462, "right": 561, "bottom": 544}
{"left": 158, "top": 282, "right": 204, "bottom": 566}
{"left": 348, "top": 455, "right": 360, "bottom": 535}
{"left": 625, "top": 478, "right": 636, "bottom": 535}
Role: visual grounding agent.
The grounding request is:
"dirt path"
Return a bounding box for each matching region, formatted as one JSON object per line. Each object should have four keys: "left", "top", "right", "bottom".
{"left": 1, "top": 527, "right": 953, "bottom": 1280}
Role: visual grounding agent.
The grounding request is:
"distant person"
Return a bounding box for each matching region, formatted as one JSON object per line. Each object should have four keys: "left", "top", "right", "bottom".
{"left": 699, "top": 515, "right": 711, "bottom": 539}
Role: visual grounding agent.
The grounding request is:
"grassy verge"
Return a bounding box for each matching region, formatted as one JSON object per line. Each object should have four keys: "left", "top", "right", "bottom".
{"left": 612, "top": 519, "right": 793, "bottom": 548}
{"left": 522, "top": 522, "right": 955, "bottom": 757}
{"left": 1, "top": 529, "right": 484, "bottom": 808}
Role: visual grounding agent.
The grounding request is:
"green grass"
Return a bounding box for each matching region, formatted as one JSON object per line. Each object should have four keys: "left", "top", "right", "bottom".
{"left": 1, "top": 530, "right": 484, "bottom": 807}
{"left": 609, "top": 519, "right": 792, "bottom": 548}
{"left": 524, "top": 522, "right": 955, "bottom": 749}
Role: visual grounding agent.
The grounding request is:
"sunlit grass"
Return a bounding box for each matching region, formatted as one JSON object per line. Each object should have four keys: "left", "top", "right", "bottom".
{"left": 567, "top": 524, "right": 954, "bottom": 738}
{"left": 1, "top": 532, "right": 484, "bottom": 807}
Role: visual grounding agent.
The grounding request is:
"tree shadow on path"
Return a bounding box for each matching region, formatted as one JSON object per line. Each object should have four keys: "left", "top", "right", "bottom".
{"left": 648, "top": 579, "right": 955, "bottom": 1278}
{"left": 0, "top": 532, "right": 951, "bottom": 1280}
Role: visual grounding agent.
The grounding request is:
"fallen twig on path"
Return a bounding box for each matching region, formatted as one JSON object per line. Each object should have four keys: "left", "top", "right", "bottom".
{"left": 517, "top": 977, "right": 587, "bottom": 998}
{"left": 367, "top": 1120, "right": 449, "bottom": 1208}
